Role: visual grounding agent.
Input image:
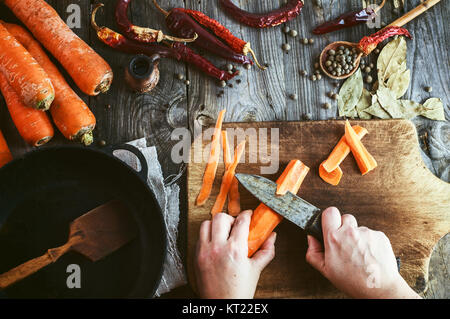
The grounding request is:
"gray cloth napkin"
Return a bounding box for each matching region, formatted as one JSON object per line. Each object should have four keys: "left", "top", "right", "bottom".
{"left": 113, "top": 138, "right": 187, "bottom": 297}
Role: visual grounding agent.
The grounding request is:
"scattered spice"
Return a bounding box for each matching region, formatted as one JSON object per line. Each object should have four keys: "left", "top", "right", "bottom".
{"left": 176, "top": 73, "right": 184, "bottom": 80}
{"left": 289, "top": 29, "right": 298, "bottom": 37}
{"left": 244, "top": 63, "right": 252, "bottom": 70}
{"left": 184, "top": 80, "right": 190, "bottom": 85}
{"left": 299, "top": 70, "right": 307, "bottom": 76}
{"left": 98, "top": 140, "right": 107, "bottom": 147}
{"left": 219, "top": 0, "right": 304, "bottom": 28}
{"left": 289, "top": 93, "right": 298, "bottom": 100}
{"left": 424, "top": 86, "right": 432, "bottom": 93}
{"left": 323, "top": 102, "right": 331, "bottom": 109}
{"left": 364, "top": 66, "right": 371, "bottom": 73}
{"left": 308, "top": 38, "right": 314, "bottom": 44}
{"left": 282, "top": 43, "right": 291, "bottom": 51}
{"left": 226, "top": 63, "right": 233, "bottom": 71}
{"left": 219, "top": 80, "right": 227, "bottom": 87}
{"left": 282, "top": 25, "right": 290, "bottom": 33}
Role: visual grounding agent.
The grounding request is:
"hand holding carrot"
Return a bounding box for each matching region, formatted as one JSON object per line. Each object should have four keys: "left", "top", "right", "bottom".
{"left": 195, "top": 211, "right": 276, "bottom": 299}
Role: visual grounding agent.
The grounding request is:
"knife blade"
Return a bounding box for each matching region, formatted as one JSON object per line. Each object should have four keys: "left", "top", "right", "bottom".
{"left": 235, "top": 173, "right": 323, "bottom": 242}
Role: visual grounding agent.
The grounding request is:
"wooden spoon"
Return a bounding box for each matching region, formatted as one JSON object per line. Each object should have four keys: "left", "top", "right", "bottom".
{"left": 319, "top": 0, "right": 442, "bottom": 80}
{"left": 0, "top": 200, "right": 137, "bottom": 290}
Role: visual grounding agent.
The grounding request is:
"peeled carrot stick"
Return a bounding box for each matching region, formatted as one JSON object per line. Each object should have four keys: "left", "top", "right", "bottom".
{"left": 4, "top": 0, "right": 113, "bottom": 96}
{"left": 0, "top": 72, "right": 53, "bottom": 147}
{"left": 0, "top": 129, "right": 13, "bottom": 168}
{"left": 221, "top": 130, "right": 241, "bottom": 216}
{"left": 211, "top": 140, "right": 246, "bottom": 216}
{"left": 196, "top": 109, "right": 226, "bottom": 206}
{"left": 3, "top": 23, "right": 96, "bottom": 145}
{"left": 344, "top": 120, "right": 377, "bottom": 175}
{"left": 276, "top": 161, "right": 309, "bottom": 195}
{"left": 248, "top": 160, "right": 309, "bottom": 257}
{"left": 322, "top": 125, "right": 368, "bottom": 173}
{"left": 319, "top": 161, "right": 343, "bottom": 186}
{"left": 0, "top": 23, "right": 54, "bottom": 110}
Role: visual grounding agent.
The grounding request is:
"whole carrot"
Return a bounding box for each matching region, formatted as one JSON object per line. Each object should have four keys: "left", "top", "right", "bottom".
{"left": 0, "top": 129, "right": 13, "bottom": 168}
{"left": 4, "top": 0, "right": 113, "bottom": 96}
{"left": 0, "top": 23, "right": 54, "bottom": 110}
{"left": 3, "top": 22, "right": 96, "bottom": 145}
{"left": 0, "top": 71, "right": 54, "bottom": 147}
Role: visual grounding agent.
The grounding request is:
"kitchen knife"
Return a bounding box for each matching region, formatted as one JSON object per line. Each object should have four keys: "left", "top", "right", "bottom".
{"left": 235, "top": 173, "right": 323, "bottom": 242}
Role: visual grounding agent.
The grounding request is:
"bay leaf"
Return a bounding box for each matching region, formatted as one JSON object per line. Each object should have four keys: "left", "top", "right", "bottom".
{"left": 377, "top": 37, "right": 407, "bottom": 85}
{"left": 355, "top": 88, "right": 372, "bottom": 119}
{"left": 419, "top": 98, "right": 446, "bottom": 121}
{"left": 363, "top": 102, "right": 392, "bottom": 119}
{"left": 376, "top": 86, "right": 404, "bottom": 118}
{"left": 386, "top": 69, "right": 410, "bottom": 98}
{"left": 398, "top": 100, "right": 422, "bottom": 119}
{"left": 338, "top": 68, "right": 363, "bottom": 117}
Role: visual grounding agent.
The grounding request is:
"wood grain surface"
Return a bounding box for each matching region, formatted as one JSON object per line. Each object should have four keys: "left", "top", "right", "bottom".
{"left": 187, "top": 119, "right": 450, "bottom": 298}
{"left": 0, "top": 0, "right": 448, "bottom": 297}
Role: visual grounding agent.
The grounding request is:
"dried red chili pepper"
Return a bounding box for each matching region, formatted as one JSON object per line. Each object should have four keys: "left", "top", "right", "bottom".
{"left": 92, "top": 4, "right": 237, "bottom": 82}
{"left": 219, "top": 0, "right": 304, "bottom": 28}
{"left": 152, "top": 1, "right": 254, "bottom": 67}
{"left": 357, "top": 26, "right": 412, "bottom": 55}
{"left": 91, "top": 4, "right": 180, "bottom": 60}
{"left": 115, "top": 0, "right": 197, "bottom": 43}
{"left": 313, "top": 0, "right": 386, "bottom": 35}
{"left": 171, "top": 43, "right": 239, "bottom": 81}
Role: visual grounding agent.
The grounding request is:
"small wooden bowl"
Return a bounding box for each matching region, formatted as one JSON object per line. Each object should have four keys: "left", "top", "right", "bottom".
{"left": 319, "top": 41, "right": 363, "bottom": 80}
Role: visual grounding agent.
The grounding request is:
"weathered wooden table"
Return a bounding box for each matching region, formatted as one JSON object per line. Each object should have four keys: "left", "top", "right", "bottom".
{"left": 0, "top": 0, "right": 448, "bottom": 298}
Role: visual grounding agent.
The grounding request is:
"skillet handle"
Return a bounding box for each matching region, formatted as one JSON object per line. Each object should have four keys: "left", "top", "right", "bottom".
{"left": 103, "top": 144, "right": 149, "bottom": 182}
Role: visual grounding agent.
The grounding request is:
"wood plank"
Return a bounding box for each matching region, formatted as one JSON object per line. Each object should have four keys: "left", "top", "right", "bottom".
{"left": 187, "top": 119, "right": 450, "bottom": 298}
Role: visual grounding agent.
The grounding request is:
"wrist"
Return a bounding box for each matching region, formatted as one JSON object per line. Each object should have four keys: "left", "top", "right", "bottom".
{"left": 381, "top": 275, "right": 421, "bottom": 299}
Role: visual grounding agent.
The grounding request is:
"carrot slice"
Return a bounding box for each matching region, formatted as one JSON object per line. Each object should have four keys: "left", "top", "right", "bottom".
{"left": 0, "top": 130, "right": 13, "bottom": 168}
{"left": 221, "top": 130, "right": 241, "bottom": 216}
{"left": 211, "top": 140, "right": 246, "bottom": 216}
{"left": 322, "top": 125, "right": 368, "bottom": 173}
{"left": 344, "top": 120, "right": 377, "bottom": 175}
{"left": 276, "top": 161, "right": 309, "bottom": 195}
{"left": 248, "top": 159, "right": 309, "bottom": 257}
{"left": 196, "top": 109, "right": 226, "bottom": 206}
{"left": 319, "top": 161, "right": 343, "bottom": 186}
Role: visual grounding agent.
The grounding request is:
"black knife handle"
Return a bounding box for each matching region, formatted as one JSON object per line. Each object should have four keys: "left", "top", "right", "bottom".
{"left": 305, "top": 210, "right": 323, "bottom": 244}
{"left": 305, "top": 210, "right": 401, "bottom": 271}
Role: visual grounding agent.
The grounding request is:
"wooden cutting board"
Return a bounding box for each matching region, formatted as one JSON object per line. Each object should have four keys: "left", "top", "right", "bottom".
{"left": 187, "top": 120, "right": 450, "bottom": 298}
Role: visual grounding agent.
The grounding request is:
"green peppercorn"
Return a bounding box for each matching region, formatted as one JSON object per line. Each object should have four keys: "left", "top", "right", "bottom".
{"left": 331, "top": 93, "right": 338, "bottom": 100}
{"left": 328, "top": 91, "right": 334, "bottom": 98}
{"left": 365, "top": 75, "right": 373, "bottom": 84}
{"left": 325, "top": 60, "right": 332, "bottom": 67}
{"left": 424, "top": 86, "right": 433, "bottom": 92}
{"left": 364, "top": 66, "right": 371, "bottom": 73}
{"left": 328, "top": 49, "right": 336, "bottom": 56}
{"left": 314, "top": 70, "right": 320, "bottom": 75}
{"left": 369, "top": 63, "right": 374, "bottom": 68}
{"left": 176, "top": 73, "right": 184, "bottom": 80}
{"left": 219, "top": 80, "right": 226, "bottom": 87}
{"left": 323, "top": 102, "right": 331, "bottom": 109}
{"left": 310, "top": 75, "right": 317, "bottom": 81}
{"left": 304, "top": 113, "right": 312, "bottom": 120}
{"left": 184, "top": 80, "right": 190, "bottom": 85}
{"left": 308, "top": 38, "right": 314, "bottom": 44}
{"left": 98, "top": 140, "right": 107, "bottom": 147}
{"left": 282, "top": 25, "right": 290, "bottom": 33}
{"left": 374, "top": 48, "right": 380, "bottom": 54}
{"left": 289, "top": 29, "right": 298, "bottom": 37}
{"left": 338, "top": 46, "right": 345, "bottom": 51}
{"left": 226, "top": 64, "right": 233, "bottom": 71}
{"left": 289, "top": 93, "right": 298, "bottom": 100}
{"left": 302, "top": 38, "right": 308, "bottom": 44}
{"left": 299, "top": 69, "right": 307, "bottom": 76}
{"left": 314, "top": 62, "right": 319, "bottom": 69}
{"left": 317, "top": 74, "right": 322, "bottom": 80}
{"left": 244, "top": 63, "right": 251, "bottom": 70}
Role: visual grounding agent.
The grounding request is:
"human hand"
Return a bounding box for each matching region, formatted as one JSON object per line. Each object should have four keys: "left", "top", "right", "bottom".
{"left": 194, "top": 210, "right": 276, "bottom": 299}
{"left": 306, "top": 207, "right": 421, "bottom": 299}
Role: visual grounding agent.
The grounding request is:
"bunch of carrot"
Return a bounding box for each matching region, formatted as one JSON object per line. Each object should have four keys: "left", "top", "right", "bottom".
{"left": 320, "top": 120, "right": 377, "bottom": 185}
{"left": 0, "top": 0, "right": 112, "bottom": 147}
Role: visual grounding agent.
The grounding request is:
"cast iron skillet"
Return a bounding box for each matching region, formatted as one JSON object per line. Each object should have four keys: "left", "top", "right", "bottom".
{"left": 0, "top": 145, "right": 167, "bottom": 298}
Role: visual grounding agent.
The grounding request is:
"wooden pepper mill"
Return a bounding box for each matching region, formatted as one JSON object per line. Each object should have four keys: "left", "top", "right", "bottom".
{"left": 125, "top": 54, "right": 160, "bottom": 93}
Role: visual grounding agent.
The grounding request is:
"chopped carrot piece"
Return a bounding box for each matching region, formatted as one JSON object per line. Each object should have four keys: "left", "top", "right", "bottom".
{"left": 248, "top": 160, "right": 309, "bottom": 257}
{"left": 211, "top": 141, "right": 246, "bottom": 216}
{"left": 196, "top": 109, "right": 226, "bottom": 206}
{"left": 221, "top": 130, "right": 241, "bottom": 216}
{"left": 276, "top": 161, "right": 309, "bottom": 195}
{"left": 0, "top": 130, "right": 13, "bottom": 168}
{"left": 319, "top": 161, "right": 343, "bottom": 186}
{"left": 322, "top": 125, "right": 368, "bottom": 173}
{"left": 344, "top": 120, "right": 377, "bottom": 175}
